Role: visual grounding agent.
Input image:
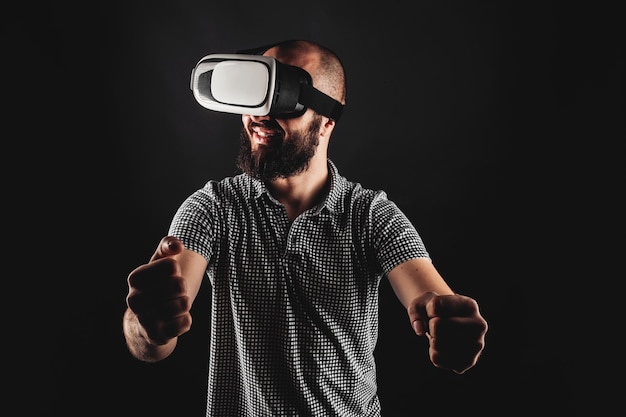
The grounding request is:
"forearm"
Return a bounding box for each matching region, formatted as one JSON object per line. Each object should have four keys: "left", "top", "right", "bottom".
{"left": 387, "top": 258, "right": 453, "bottom": 308}
{"left": 123, "top": 308, "right": 177, "bottom": 362}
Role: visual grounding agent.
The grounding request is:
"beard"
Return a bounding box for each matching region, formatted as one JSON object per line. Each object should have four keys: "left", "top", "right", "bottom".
{"left": 236, "top": 114, "right": 323, "bottom": 181}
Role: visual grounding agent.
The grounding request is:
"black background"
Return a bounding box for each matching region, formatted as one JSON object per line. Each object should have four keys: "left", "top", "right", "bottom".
{"left": 6, "top": 1, "right": 623, "bottom": 416}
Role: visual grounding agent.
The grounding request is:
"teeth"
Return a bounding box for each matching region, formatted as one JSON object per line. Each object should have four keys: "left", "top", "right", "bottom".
{"left": 253, "top": 127, "right": 275, "bottom": 138}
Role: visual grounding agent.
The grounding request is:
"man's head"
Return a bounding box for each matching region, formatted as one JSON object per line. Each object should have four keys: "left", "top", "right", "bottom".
{"left": 237, "top": 40, "right": 346, "bottom": 181}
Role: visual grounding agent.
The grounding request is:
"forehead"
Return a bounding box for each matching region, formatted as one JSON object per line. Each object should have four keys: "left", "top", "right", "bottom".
{"left": 263, "top": 46, "right": 318, "bottom": 75}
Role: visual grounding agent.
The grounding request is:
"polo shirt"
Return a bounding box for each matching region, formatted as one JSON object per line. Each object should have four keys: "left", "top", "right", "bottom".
{"left": 169, "top": 159, "right": 430, "bottom": 416}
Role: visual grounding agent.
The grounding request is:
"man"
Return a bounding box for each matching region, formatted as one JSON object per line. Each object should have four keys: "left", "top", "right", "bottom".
{"left": 123, "top": 39, "right": 488, "bottom": 416}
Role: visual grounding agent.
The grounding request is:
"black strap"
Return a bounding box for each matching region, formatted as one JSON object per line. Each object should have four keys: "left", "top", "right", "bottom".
{"left": 300, "top": 85, "right": 344, "bottom": 121}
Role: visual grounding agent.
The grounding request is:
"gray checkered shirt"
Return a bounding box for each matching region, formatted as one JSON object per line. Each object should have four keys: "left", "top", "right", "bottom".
{"left": 169, "top": 159, "right": 430, "bottom": 416}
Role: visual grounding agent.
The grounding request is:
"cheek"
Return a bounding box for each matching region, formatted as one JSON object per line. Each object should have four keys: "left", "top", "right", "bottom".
{"left": 279, "top": 113, "right": 311, "bottom": 133}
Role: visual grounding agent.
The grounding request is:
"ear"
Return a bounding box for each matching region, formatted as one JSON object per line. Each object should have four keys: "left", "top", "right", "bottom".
{"left": 320, "top": 117, "right": 335, "bottom": 140}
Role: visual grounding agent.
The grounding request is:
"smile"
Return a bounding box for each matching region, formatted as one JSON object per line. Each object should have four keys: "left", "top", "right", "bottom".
{"left": 252, "top": 126, "right": 281, "bottom": 146}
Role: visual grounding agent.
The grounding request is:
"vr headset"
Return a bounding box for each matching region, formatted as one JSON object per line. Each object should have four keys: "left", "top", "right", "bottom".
{"left": 190, "top": 50, "right": 344, "bottom": 121}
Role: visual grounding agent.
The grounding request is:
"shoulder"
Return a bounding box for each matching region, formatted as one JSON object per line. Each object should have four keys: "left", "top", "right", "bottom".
{"left": 328, "top": 159, "right": 381, "bottom": 193}
{"left": 192, "top": 173, "right": 260, "bottom": 203}
{"left": 327, "top": 159, "right": 389, "bottom": 210}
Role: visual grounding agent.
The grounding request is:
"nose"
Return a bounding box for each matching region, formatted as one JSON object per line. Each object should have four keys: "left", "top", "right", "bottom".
{"left": 248, "top": 113, "right": 272, "bottom": 123}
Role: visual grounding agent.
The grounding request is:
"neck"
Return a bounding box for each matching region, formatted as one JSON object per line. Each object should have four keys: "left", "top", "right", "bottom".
{"left": 268, "top": 154, "right": 329, "bottom": 222}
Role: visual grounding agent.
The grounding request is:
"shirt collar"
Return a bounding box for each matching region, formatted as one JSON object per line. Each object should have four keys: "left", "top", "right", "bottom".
{"left": 319, "top": 159, "right": 343, "bottom": 214}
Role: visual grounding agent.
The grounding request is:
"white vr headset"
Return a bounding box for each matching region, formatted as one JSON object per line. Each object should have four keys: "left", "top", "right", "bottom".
{"left": 190, "top": 52, "right": 344, "bottom": 121}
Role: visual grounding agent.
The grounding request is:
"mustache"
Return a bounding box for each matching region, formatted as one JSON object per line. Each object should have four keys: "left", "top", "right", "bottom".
{"left": 249, "top": 119, "right": 283, "bottom": 132}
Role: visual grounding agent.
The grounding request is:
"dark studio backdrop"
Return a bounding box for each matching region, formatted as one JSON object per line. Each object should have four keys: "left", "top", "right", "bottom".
{"left": 6, "top": 1, "right": 623, "bottom": 416}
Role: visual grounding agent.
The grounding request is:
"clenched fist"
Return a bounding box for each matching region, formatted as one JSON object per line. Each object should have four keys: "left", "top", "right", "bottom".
{"left": 408, "top": 292, "right": 488, "bottom": 374}
{"left": 126, "top": 236, "right": 192, "bottom": 345}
